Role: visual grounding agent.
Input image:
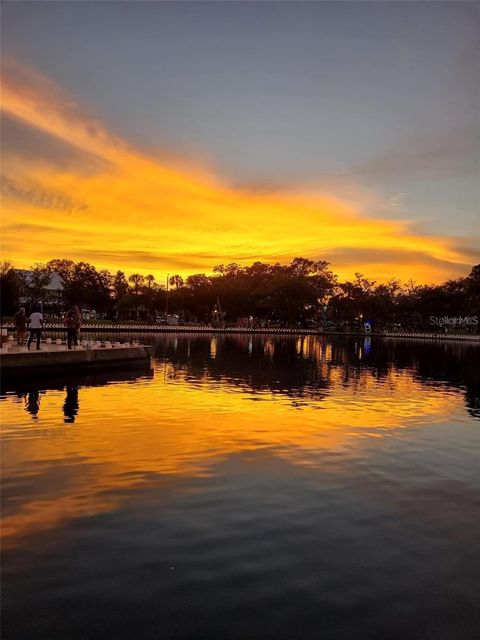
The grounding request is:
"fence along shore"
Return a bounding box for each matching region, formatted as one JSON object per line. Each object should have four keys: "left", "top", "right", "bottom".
{"left": 2, "top": 322, "right": 480, "bottom": 342}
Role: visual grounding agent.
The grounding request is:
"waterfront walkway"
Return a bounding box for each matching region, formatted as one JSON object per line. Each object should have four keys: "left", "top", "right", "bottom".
{"left": 1, "top": 342, "right": 152, "bottom": 375}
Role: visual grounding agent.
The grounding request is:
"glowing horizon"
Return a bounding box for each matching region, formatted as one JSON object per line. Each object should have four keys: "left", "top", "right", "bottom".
{"left": 1, "top": 59, "right": 477, "bottom": 285}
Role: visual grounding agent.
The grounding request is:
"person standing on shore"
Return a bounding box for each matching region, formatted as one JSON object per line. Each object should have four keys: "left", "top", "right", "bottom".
{"left": 27, "top": 307, "right": 44, "bottom": 350}
{"left": 64, "top": 309, "right": 77, "bottom": 349}
{"left": 14, "top": 307, "right": 27, "bottom": 345}
{"left": 72, "top": 306, "right": 82, "bottom": 344}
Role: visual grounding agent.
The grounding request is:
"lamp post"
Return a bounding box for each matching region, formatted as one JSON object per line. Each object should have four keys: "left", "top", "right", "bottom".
{"left": 165, "top": 274, "right": 169, "bottom": 317}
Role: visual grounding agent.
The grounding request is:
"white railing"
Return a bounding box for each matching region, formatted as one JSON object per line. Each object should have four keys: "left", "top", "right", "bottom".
{"left": 2, "top": 323, "right": 479, "bottom": 341}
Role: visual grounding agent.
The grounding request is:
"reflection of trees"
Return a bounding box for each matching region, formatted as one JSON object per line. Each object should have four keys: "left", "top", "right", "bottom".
{"left": 366, "top": 339, "right": 480, "bottom": 419}
{"left": 155, "top": 334, "right": 479, "bottom": 418}
{"left": 342, "top": 339, "right": 479, "bottom": 419}
{"left": 155, "top": 335, "right": 331, "bottom": 400}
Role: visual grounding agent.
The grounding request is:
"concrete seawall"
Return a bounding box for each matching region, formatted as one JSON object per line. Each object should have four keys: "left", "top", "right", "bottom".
{"left": 1, "top": 346, "right": 152, "bottom": 375}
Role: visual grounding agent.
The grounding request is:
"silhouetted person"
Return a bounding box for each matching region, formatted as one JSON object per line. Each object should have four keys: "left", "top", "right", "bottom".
{"left": 14, "top": 307, "right": 27, "bottom": 345}
{"left": 72, "top": 306, "right": 82, "bottom": 344}
{"left": 26, "top": 390, "right": 40, "bottom": 418}
{"left": 63, "top": 386, "right": 79, "bottom": 423}
{"left": 27, "top": 308, "right": 44, "bottom": 350}
{"left": 64, "top": 309, "right": 77, "bottom": 349}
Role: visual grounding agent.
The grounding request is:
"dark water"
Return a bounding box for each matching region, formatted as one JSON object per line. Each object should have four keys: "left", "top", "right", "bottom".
{"left": 1, "top": 334, "right": 479, "bottom": 640}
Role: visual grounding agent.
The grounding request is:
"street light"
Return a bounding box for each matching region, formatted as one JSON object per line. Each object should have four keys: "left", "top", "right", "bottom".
{"left": 165, "top": 274, "right": 169, "bottom": 317}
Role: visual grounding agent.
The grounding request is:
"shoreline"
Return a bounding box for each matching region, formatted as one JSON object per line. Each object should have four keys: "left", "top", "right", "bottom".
{"left": 1, "top": 344, "right": 152, "bottom": 376}
{"left": 2, "top": 323, "right": 480, "bottom": 342}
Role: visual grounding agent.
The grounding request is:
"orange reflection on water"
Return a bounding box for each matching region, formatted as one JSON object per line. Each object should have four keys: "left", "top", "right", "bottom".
{"left": 1, "top": 358, "right": 465, "bottom": 551}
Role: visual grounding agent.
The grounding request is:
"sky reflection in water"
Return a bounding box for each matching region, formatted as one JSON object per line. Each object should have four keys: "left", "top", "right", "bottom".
{"left": 1, "top": 335, "right": 479, "bottom": 640}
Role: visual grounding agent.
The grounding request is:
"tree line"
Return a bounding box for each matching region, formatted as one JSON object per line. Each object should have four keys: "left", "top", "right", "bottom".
{"left": 1, "top": 257, "right": 479, "bottom": 330}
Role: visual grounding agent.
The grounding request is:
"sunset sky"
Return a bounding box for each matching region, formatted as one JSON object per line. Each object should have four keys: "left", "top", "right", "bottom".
{"left": 1, "top": 1, "right": 479, "bottom": 283}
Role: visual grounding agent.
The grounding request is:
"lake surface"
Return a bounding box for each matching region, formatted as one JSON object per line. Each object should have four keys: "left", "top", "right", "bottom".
{"left": 1, "top": 334, "right": 479, "bottom": 639}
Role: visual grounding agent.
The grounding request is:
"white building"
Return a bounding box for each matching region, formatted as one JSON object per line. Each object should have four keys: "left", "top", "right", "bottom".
{"left": 14, "top": 269, "right": 65, "bottom": 307}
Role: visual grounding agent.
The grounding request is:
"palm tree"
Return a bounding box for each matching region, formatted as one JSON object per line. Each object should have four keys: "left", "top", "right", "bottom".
{"left": 128, "top": 273, "right": 144, "bottom": 295}
{"left": 169, "top": 274, "right": 184, "bottom": 290}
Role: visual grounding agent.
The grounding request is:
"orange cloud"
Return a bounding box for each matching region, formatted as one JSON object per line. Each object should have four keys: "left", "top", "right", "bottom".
{"left": 1, "top": 59, "right": 476, "bottom": 282}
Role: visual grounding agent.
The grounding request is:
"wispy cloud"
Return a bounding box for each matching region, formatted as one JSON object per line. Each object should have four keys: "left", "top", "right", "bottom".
{"left": 1, "top": 59, "right": 477, "bottom": 283}
{"left": 388, "top": 192, "right": 407, "bottom": 208}
{"left": 355, "top": 127, "right": 479, "bottom": 180}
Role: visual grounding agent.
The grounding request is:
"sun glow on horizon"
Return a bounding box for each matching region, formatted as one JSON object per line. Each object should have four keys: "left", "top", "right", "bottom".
{"left": 1, "top": 59, "right": 476, "bottom": 284}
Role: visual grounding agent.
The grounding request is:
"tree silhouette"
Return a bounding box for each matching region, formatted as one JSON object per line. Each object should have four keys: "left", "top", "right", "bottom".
{"left": 128, "top": 273, "right": 145, "bottom": 295}
{"left": 169, "top": 274, "right": 184, "bottom": 289}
